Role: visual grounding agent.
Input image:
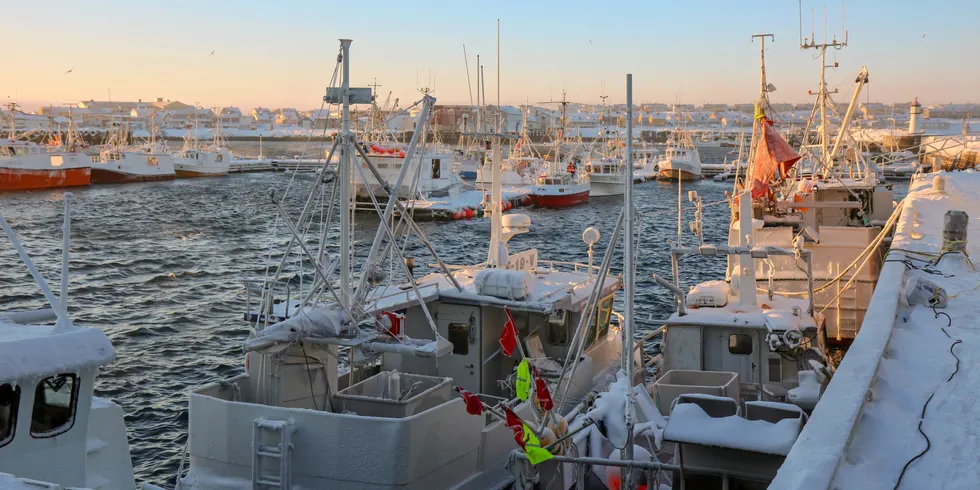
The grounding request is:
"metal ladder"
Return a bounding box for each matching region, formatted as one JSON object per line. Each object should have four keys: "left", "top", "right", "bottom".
{"left": 252, "top": 418, "right": 294, "bottom": 489}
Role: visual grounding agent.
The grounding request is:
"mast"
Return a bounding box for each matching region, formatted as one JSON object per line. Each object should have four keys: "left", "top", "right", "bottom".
{"left": 746, "top": 34, "right": 773, "bottom": 184}
{"left": 621, "top": 73, "right": 637, "bottom": 490}
{"left": 476, "top": 54, "right": 481, "bottom": 133}
{"left": 487, "top": 139, "right": 504, "bottom": 266}
{"left": 496, "top": 19, "right": 501, "bottom": 132}
{"left": 339, "top": 39, "right": 353, "bottom": 307}
{"left": 800, "top": 6, "right": 847, "bottom": 170}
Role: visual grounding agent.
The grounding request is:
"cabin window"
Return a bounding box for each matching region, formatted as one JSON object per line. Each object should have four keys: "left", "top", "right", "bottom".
{"left": 431, "top": 158, "right": 441, "bottom": 179}
{"left": 30, "top": 374, "right": 79, "bottom": 438}
{"left": 215, "top": 154, "right": 223, "bottom": 162}
{"left": 0, "top": 383, "right": 20, "bottom": 447}
{"left": 728, "top": 334, "right": 753, "bottom": 355}
{"left": 448, "top": 323, "right": 470, "bottom": 355}
{"left": 587, "top": 295, "right": 615, "bottom": 346}
{"left": 768, "top": 357, "right": 782, "bottom": 383}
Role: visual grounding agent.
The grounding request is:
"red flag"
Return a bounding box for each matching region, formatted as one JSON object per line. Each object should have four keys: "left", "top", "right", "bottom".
{"left": 454, "top": 386, "right": 485, "bottom": 415}
{"left": 749, "top": 118, "right": 801, "bottom": 199}
{"left": 500, "top": 307, "right": 518, "bottom": 357}
{"left": 532, "top": 366, "right": 554, "bottom": 411}
{"left": 504, "top": 406, "right": 526, "bottom": 449}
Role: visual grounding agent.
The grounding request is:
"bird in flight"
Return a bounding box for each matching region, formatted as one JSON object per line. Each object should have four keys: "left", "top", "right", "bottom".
{"left": 64, "top": 67, "right": 74, "bottom": 75}
{"left": 921, "top": 33, "right": 926, "bottom": 38}
{"left": 210, "top": 50, "right": 215, "bottom": 56}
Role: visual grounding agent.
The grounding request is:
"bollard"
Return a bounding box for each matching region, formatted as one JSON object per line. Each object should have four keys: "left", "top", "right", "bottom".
{"left": 943, "top": 210, "right": 968, "bottom": 252}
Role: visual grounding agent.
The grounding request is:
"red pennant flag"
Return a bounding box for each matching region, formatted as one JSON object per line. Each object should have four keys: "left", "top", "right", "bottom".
{"left": 504, "top": 406, "right": 527, "bottom": 449}
{"left": 500, "top": 307, "right": 518, "bottom": 357}
{"left": 532, "top": 366, "right": 554, "bottom": 411}
{"left": 454, "top": 386, "right": 485, "bottom": 415}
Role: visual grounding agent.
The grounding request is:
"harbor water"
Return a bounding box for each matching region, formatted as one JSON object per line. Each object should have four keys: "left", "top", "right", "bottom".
{"left": 0, "top": 145, "right": 906, "bottom": 486}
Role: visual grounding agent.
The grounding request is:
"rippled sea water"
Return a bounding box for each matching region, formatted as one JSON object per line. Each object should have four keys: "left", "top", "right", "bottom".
{"left": 0, "top": 145, "right": 903, "bottom": 486}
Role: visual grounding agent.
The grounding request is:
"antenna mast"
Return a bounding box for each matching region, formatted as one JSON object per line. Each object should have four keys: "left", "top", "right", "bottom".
{"left": 801, "top": 3, "right": 847, "bottom": 169}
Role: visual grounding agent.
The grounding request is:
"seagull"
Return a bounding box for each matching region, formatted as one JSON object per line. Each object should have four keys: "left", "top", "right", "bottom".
{"left": 64, "top": 67, "right": 74, "bottom": 75}
{"left": 921, "top": 33, "right": 926, "bottom": 38}
{"left": 209, "top": 50, "right": 215, "bottom": 56}
{"left": 589, "top": 39, "right": 592, "bottom": 44}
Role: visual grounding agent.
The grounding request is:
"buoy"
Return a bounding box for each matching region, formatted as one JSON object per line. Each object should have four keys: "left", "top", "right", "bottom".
{"left": 387, "top": 148, "right": 396, "bottom": 155}
{"left": 398, "top": 151, "right": 406, "bottom": 158}
{"left": 453, "top": 210, "right": 463, "bottom": 220}
{"left": 603, "top": 446, "right": 652, "bottom": 490}
{"left": 464, "top": 208, "right": 474, "bottom": 219}
{"left": 521, "top": 195, "right": 532, "bottom": 205}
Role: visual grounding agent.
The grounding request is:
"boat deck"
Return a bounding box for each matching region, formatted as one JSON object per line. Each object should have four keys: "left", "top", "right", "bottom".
{"left": 772, "top": 170, "right": 980, "bottom": 489}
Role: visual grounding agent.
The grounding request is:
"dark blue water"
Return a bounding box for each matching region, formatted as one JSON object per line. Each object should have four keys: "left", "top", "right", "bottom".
{"left": 1, "top": 146, "right": 871, "bottom": 486}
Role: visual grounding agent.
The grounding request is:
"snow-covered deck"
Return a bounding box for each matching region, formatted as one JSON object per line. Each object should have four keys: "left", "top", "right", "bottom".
{"left": 773, "top": 170, "right": 980, "bottom": 489}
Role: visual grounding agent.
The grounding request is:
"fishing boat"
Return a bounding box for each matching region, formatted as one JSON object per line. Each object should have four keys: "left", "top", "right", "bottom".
{"left": 529, "top": 94, "right": 591, "bottom": 207}
{"left": 586, "top": 157, "right": 626, "bottom": 197}
{"left": 175, "top": 40, "right": 626, "bottom": 489}
{"left": 586, "top": 105, "right": 628, "bottom": 197}
{"left": 733, "top": 32, "right": 896, "bottom": 342}
{"left": 0, "top": 106, "right": 91, "bottom": 191}
{"left": 657, "top": 131, "right": 702, "bottom": 181}
{"left": 504, "top": 74, "right": 834, "bottom": 490}
{"left": 172, "top": 117, "right": 231, "bottom": 178}
{"left": 474, "top": 108, "right": 544, "bottom": 187}
{"left": 90, "top": 122, "right": 176, "bottom": 183}
{"left": 0, "top": 195, "right": 152, "bottom": 489}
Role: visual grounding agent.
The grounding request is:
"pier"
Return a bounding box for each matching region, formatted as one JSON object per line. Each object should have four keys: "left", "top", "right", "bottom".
{"left": 774, "top": 171, "right": 980, "bottom": 489}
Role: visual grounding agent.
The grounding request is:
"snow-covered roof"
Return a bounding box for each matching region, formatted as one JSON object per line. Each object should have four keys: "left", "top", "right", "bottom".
{"left": 0, "top": 324, "right": 115, "bottom": 382}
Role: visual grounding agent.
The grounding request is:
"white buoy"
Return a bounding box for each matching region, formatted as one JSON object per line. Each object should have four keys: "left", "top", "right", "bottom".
{"left": 387, "top": 369, "right": 401, "bottom": 400}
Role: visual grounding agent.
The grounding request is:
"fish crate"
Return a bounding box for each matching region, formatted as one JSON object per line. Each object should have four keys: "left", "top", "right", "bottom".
{"left": 333, "top": 371, "right": 452, "bottom": 418}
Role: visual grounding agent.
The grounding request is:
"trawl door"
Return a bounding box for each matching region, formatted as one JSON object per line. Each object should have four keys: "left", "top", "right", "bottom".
{"left": 437, "top": 304, "right": 482, "bottom": 393}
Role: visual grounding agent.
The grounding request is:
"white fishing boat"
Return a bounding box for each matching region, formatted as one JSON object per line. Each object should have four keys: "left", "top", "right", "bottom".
{"left": 736, "top": 32, "right": 896, "bottom": 342}
{"left": 172, "top": 120, "right": 231, "bottom": 178}
{"left": 91, "top": 123, "right": 175, "bottom": 184}
{"left": 657, "top": 131, "right": 702, "bottom": 181}
{"left": 586, "top": 157, "right": 626, "bottom": 196}
{"left": 353, "top": 143, "right": 460, "bottom": 200}
{"left": 176, "top": 40, "right": 626, "bottom": 490}
{"left": 0, "top": 195, "right": 150, "bottom": 489}
{"left": 474, "top": 108, "right": 543, "bottom": 187}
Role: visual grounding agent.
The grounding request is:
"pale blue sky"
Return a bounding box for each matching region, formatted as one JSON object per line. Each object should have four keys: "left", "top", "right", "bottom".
{"left": 3, "top": 0, "right": 977, "bottom": 111}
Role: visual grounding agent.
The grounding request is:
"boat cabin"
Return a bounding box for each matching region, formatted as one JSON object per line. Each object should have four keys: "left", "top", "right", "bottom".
{"left": 0, "top": 321, "right": 134, "bottom": 488}
{"left": 0, "top": 140, "right": 42, "bottom": 158}
{"left": 354, "top": 148, "right": 457, "bottom": 200}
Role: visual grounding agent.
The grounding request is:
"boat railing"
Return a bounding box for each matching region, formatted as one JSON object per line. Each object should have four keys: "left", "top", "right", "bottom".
{"left": 242, "top": 277, "right": 292, "bottom": 322}
{"left": 536, "top": 259, "right": 601, "bottom": 276}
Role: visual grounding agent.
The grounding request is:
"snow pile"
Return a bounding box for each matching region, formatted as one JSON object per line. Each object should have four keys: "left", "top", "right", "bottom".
{"left": 663, "top": 401, "right": 801, "bottom": 456}
{"left": 0, "top": 325, "right": 114, "bottom": 382}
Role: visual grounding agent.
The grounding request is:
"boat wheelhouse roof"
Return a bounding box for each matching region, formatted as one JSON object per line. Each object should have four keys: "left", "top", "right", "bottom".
{"left": 364, "top": 262, "right": 621, "bottom": 316}
{"left": 0, "top": 323, "right": 114, "bottom": 382}
{"left": 667, "top": 293, "right": 817, "bottom": 332}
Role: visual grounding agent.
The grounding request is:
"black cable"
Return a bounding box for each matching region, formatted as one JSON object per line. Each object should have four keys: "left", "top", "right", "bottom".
{"left": 893, "top": 321, "right": 962, "bottom": 489}
{"left": 301, "top": 343, "right": 319, "bottom": 411}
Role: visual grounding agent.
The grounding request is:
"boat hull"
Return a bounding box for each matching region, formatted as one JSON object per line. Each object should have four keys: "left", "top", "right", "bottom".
{"left": 174, "top": 165, "right": 229, "bottom": 178}
{"left": 588, "top": 179, "right": 625, "bottom": 197}
{"left": 530, "top": 188, "right": 590, "bottom": 208}
{"left": 91, "top": 168, "right": 175, "bottom": 184}
{"left": 0, "top": 167, "right": 91, "bottom": 191}
{"left": 657, "top": 169, "right": 701, "bottom": 181}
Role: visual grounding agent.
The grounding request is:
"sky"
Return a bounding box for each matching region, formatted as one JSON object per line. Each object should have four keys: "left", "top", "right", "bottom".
{"left": 2, "top": 0, "right": 978, "bottom": 112}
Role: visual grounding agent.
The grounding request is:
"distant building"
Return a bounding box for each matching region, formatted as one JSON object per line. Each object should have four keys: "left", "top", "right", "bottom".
{"left": 213, "top": 107, "right": 244, "bottom": 129}
{"left": 2, "top": 110, "right": 49, "bottom": 131}
{"left": 251, "top": 107, "right": 274, "bottom": 128}
{"left": 275, "top": 108, "right": 300, "bottom": 126}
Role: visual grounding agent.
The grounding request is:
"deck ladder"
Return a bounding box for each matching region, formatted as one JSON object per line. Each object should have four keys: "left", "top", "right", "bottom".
{"left": 252, "top": 418, "right": 294, "bottom": 489}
